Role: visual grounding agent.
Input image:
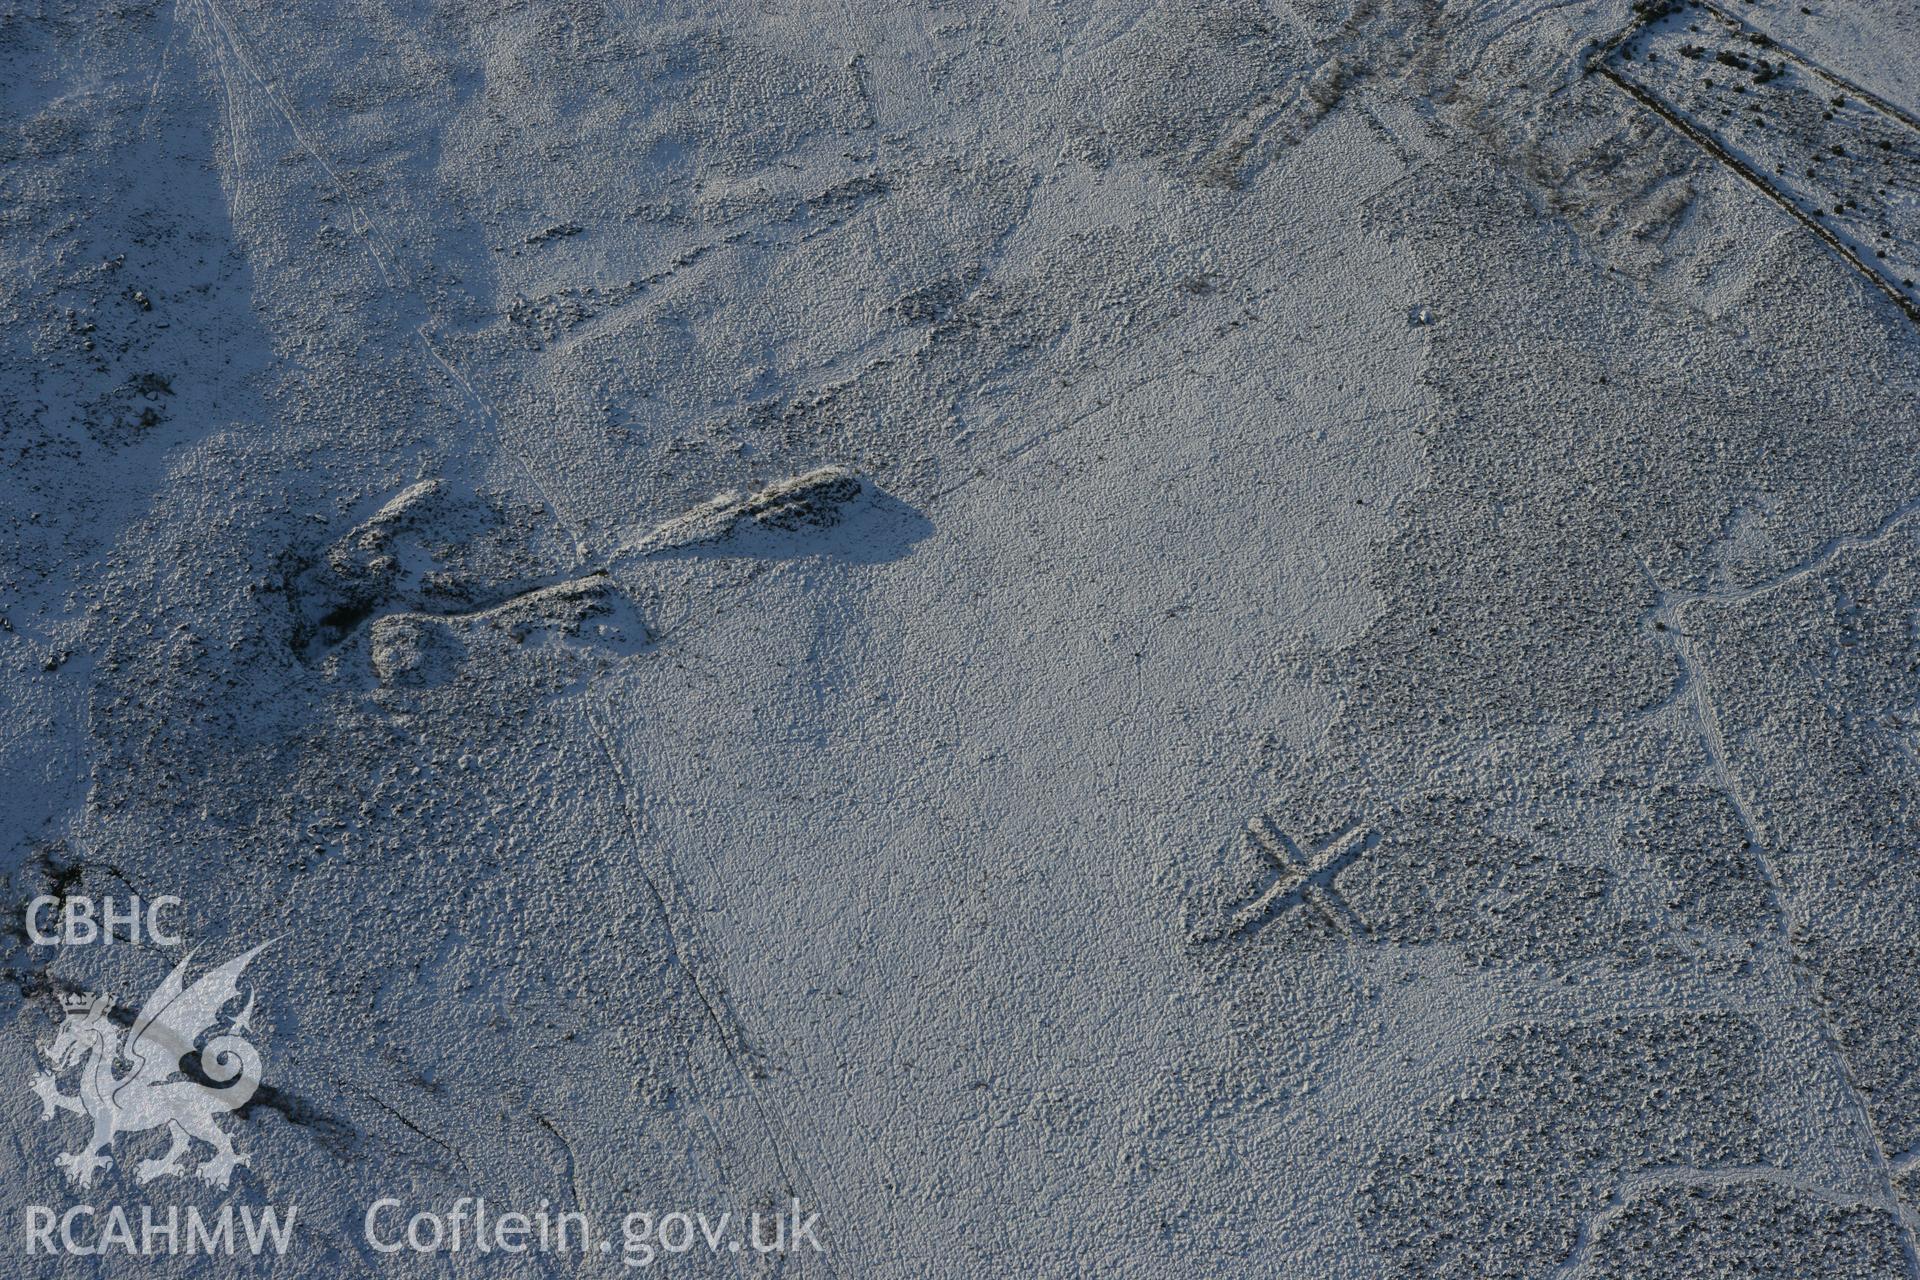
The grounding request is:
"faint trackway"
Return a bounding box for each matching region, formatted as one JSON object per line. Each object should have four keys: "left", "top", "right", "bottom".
{"left": 1626, "top": 492, "right": 1920, "bottom": 733}
{"left": 533, "top": 1111, "right": 590, "bottom": 1223}
{"left": 175, "top": 5, "right": 1061, "bottom": 1242}
{"left": 1635, "top": 488, "right": 1920, "bottom": 1280}
{"left": 137, "top": 0, "right": 185, "bottom": 139}
{"left": 345, "top": 1082, "right": 480, "bottom": 1182}
{"left": 1671, "top": 490, "right": 1920, "bottom": 618}
{"left": 584, "top": 711, "right": 843, "bottom": 1279}
{"left": 180, "top": 2, "right": 844, "bottom": 1254}
{"left": 1653, "top": 609, "right": 1920, "bottom": 1280}
{"left": 1549, "top": 1163, "right": 1902, "bottom": 1279}
{"left": 188, "top": 0, "right": 585, "bottom": 549}
{"left": 1363, "top": 75, "right": 1920, "bottom": 1251}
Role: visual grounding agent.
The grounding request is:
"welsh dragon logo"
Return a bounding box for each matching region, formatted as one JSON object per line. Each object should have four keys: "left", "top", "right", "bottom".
{"left": 29, "top": 943, "right": 270, "bottom": 1189}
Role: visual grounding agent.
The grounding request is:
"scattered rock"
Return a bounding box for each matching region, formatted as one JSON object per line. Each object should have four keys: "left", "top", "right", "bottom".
{"left": 626, "top": 465, "right": 865, "bottom": 555}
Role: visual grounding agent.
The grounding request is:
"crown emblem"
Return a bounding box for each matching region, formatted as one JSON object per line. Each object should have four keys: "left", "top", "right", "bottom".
{"left": 60, "top": 991, "right": 103, "bottom": 1014}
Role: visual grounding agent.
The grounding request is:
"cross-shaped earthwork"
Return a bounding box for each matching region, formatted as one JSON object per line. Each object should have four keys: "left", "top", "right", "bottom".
{"left": 1217, "top": 815, "right": 1375, "bottom": 941}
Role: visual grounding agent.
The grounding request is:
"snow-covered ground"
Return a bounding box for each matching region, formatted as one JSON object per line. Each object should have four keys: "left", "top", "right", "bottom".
{"left": 4, "top": 0, "right": 1920, "bottom": 1275}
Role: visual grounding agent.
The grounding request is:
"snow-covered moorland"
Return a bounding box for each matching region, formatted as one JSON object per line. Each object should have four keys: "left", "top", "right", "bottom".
{"left": 5, "top": 0, "right": 1920, "bottom": 1274}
